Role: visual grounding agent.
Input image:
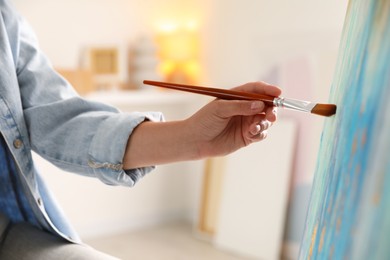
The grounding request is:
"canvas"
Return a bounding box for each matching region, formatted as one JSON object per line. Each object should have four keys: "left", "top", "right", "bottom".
{"left": 299, "top": 0, "right": 390, "bottom": 259}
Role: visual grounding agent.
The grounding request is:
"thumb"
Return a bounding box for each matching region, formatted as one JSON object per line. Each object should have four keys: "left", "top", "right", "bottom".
{"left": 213, "top": 100, "right": 265, "bottom": 118}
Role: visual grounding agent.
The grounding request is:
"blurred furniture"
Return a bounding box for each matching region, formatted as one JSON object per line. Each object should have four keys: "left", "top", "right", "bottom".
{"left": 198, "top": 157, "right": 226, "bottom": 235}
{"left": 129, "top": 36, "right": 162, "bottom": 89}
{"left": 56, "top": 69, "right": 95, "bottom": 95}
{"left": 86, "top": 47, "right": 121, "bottom": 91}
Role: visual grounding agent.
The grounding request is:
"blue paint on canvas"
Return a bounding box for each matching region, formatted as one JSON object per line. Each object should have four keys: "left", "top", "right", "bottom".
{"left": 299, "top": 0, "right": 390, "bottom": 259}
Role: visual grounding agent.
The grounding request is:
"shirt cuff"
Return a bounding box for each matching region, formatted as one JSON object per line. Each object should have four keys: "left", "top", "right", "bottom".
{"left": 88, "top": 111, "right": 164, "bottom": 187}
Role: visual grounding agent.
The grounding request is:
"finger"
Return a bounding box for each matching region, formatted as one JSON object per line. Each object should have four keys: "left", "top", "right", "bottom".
{"left": 265, "top": 106, "right": 278, "bottom": 122}
{"left": 232, "top": 81, "right": 282, "bottom": 97}
{"left": 249, "top": 117, "right": 269, "bottom": 134}
{"left": 259, "top": 120, "right": 272, "bottom": 131}
{"left": 213, "top": 99, "right": 265, "bottom": 118}
{"left": 248, "top": 117, "right": 270, "bottom": 136}
{"left": 249, "top": 124, "right": 261, "bottom": 135}
{"left": 248, "top": 130, "right": 268, "bottom": 143}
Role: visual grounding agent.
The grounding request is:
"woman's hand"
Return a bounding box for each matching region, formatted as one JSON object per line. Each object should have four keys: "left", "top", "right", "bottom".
{"left": 186, "top": 81, "right": 281, "bottom": 158}
{"left": 123, "top": 81, "right": 281, "bottom": 169}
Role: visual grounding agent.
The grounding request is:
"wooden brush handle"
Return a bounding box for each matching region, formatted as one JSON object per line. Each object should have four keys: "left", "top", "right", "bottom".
{"left": 143, "top": 80, "right": 275, "bottom": 105}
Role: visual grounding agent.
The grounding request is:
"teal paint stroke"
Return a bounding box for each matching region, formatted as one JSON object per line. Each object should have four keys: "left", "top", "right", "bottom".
{"left": 299, "top": 0, "right": 390, "bottom": 259}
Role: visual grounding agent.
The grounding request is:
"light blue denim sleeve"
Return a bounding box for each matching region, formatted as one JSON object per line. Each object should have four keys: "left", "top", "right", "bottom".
{"left": 4, "top": 0, "right": 164, "bottom": 186}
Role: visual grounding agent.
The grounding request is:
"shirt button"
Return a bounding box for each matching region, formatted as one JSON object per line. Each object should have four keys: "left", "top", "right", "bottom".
{"left": 13, "top": 139, "right": 23, "bottom": 149}
{"left": 37, "top": 198, "right": 42, "bottom": 206}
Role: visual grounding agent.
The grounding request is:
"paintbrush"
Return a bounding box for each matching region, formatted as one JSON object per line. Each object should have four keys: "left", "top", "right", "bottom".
{"left": 143, "top": 80, "right": 337, "bottom": 117}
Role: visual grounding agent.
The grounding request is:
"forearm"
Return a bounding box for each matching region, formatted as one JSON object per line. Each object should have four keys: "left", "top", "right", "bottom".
{"left": 123, "top": 83, "right": 281, "bottom": 170}
{"left": 123, "top": 120, "right": 200, "bottom": 169}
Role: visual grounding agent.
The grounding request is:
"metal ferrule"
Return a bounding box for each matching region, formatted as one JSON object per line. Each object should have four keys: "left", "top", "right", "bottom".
{"left": 273, "top": 97, "right": 316, "bottom": 113}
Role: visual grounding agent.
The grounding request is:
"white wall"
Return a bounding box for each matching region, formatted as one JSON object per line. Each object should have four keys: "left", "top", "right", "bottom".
{"left": 201, "top": 0, "right": 348, "bottom": 86}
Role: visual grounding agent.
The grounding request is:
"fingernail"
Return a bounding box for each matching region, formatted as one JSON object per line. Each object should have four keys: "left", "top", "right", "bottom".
{"left": 251, "top": 101, "right": 264, "bottom": 110}
{"left": 261, "top": 120, "right": 271, "bottom": 130}
{"left": 254, "top": 124, "right": 261, "bottom": 134}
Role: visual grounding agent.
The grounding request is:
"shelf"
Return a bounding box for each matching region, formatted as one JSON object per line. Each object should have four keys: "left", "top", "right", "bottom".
{"left": 86, "top": 89, "right": 207, "bottom": 106}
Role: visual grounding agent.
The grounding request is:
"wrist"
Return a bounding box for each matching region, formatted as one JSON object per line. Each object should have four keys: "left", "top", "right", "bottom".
{"left": 181, "top": 118, "right": 203, "bottom": 160}
{"left": 123, "top": 120, "right": 201, "bottom": 169}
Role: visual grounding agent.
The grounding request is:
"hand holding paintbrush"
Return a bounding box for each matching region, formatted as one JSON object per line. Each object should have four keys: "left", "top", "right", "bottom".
{"left": 124, "top": 80, "right": 336, "bottom": 168}
{"left": 124, "top": 81, "right": 281, "bottom": 168}
{"left": 143, "top": 80, "right": 337, "bottom": 117}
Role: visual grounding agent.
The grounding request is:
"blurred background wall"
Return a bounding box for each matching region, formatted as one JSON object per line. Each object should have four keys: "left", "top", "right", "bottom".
{"left": 13, "top": 0, "right": 348, "bottom": 259}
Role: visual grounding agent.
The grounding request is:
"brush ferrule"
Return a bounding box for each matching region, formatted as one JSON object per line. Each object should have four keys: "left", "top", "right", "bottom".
{"left": 273, "top": 97, "right": 316, "bottom": 113}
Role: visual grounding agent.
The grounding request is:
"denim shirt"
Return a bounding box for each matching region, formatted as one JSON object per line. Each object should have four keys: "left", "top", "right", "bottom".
{"left": 0, "top": 133, "right": 40, "bottom": 227}
{"left": 0, "top": 0, "right": 163, "bottom": 242}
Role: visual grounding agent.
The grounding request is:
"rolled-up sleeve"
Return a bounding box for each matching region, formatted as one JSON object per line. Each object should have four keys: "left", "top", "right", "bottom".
{"left": 3, "top": 0, "right": 164, "bottom": 187}
{"left": 88, "top": 111, "right": 164, "bottom": 186}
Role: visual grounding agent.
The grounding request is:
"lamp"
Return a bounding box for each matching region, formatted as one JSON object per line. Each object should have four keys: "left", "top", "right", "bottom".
{"left": 157, "top": 22, "right": 200, "bottom": 84}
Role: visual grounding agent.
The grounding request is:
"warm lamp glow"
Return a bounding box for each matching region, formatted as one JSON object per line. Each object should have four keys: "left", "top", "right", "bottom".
{"left": 158, "top": 23, "right": 179, "bottom": 33}
{"left": 159, "top": 60, "right": 176, "bottom": 76}
{"left": 156, "top": 21, "right": 200, "bottom": 84}
{"left": 184, "top": 60, "right": 200, "bottom": 79}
